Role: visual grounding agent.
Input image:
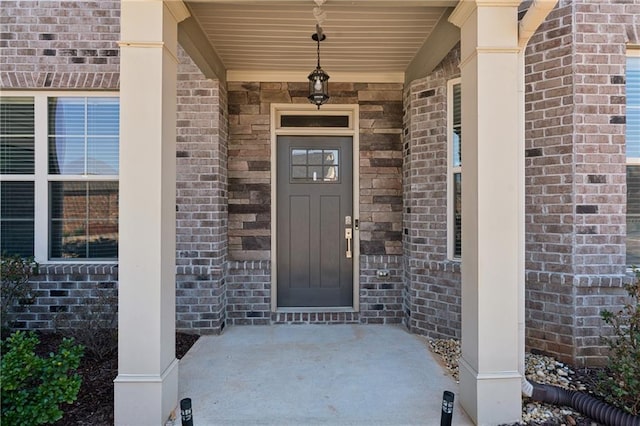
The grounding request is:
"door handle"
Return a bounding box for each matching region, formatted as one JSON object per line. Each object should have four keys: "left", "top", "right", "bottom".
{"left": 345, "top": 228, "right": 352, "bottom": 259}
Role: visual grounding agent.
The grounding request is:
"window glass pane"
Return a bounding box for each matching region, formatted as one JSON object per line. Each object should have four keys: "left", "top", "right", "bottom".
{"left": 49, "top": 136, "right": 85, "bottom": 174}
{"left": 87, "top": 220, "right": 118, "bottom": 258}
{"left": 292, "top": 149, "right": 307, "bottom": 165}
{"left": 308, "top": 150, "right": 323, "bottom": 165}
{"left": 48, "top": 98, "right": 85, "bottom": 135}
{"left": 49, "top": 181, "right": 118, "bottom": 259}
{"left": 280, "top": 115, "right": 349, "bottom": 128}
{"left": 627, "top": 165, "right": 640, "bottom": 266}
{"left": 48, "top": 97, "right": 119, "bottom": 175}
{"left": 0, "top": 97, "right": 34, "bottom": 174}
{"left": 453, "top": 172, "right": 462, "bottom": 258}
{"left": 292, "top": 166, "right": 307, "bottom": 179}
{"left": 88, "top": 181, "right": 119, "bottom": 219}
{"left": 0, "top": 181, "right": 34, "bottom": 257}
{"left": 628, "top": 56, "right": 640, "bottom": 159}
{"left": 308, "top": 166, "right": 323, "bottom": 181}
{"left": 88, "top": 136, "right": 118, "bottom": 175}
{"left": 324, "top": 150, "right": 338, "bottom": 165}
{"left": 324, "top": 166, "right": 338, "bottom": 181}
{"left": 87, "top": 98, "right": 119, "bottom": 135}
{"left": 50, "top": 181, "right": 85, "bottom": 219}
{"left": 452, "top": 83, "right": 462, "bottom": 167}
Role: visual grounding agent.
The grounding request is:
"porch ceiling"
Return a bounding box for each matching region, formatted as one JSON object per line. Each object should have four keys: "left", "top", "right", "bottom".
{"left": 182, "top": 0, "right": 461, "bottom": 83}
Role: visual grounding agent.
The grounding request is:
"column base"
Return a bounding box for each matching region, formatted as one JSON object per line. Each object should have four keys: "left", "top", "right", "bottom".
{"left": 459, "top": 357, "right": 522, "bottom": 425}
{"left": 114, "top": 358, "right": 179, "bottom": 426}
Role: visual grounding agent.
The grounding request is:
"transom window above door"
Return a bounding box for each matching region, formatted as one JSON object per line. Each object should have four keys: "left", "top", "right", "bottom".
{"left": 290, "top": 148, "right": 340, "bottom": 183}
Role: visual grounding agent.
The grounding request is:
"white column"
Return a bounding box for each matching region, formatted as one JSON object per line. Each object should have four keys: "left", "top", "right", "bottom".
{"left": 449, "top": 1, "right": 523, "bottom": 424}
{"left": 115, "top": 1, "right": 188, "bottom": 424}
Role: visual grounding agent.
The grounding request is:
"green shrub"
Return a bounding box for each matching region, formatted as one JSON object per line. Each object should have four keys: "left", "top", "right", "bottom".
{"left": 599, "top": 270, "right": 640, "bottom": 415}
{"left": 1, "top": 254, "right": 39, "bottom": 331}
{"left": 1, "top": 331, "right": 84, "bottom": 425}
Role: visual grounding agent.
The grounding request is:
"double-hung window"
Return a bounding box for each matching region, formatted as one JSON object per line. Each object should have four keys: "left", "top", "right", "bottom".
{"left": 0, "top": 94, "right": 119, "bottom": 261}
{"left": 447, "top": 79, "right": 462, "bottom": 259}
{"left": 627, "top": 52, "right": 640, "bottom": 266}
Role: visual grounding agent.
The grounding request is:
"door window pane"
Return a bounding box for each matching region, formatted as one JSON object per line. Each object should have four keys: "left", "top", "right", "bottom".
{"left": 290, "top": 148, "right": 340, "bottom": 183}
{"left": 0, "top": 181, "right": 35, "bottom": 257}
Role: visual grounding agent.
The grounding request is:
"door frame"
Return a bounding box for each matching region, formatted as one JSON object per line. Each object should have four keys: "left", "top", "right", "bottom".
{"left": 270, "top": 103, "right": 360, "bottom": 312}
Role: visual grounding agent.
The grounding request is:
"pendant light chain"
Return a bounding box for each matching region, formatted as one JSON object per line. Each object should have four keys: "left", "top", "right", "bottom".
{"left": 308, "top": 1, "right": 330, "bottom": 108}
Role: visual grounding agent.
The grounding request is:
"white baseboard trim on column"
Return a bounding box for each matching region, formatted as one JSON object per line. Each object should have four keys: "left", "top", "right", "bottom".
{"left": 459, "top": 356, "right": 522, "bottom": 425}
{"left": 114, "top": 358, "right": 179, "bottom": 426}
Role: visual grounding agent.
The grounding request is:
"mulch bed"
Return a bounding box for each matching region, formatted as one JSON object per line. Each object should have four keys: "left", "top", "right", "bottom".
{"left": 27, "top": 331, "right": 199, "bottom": 426}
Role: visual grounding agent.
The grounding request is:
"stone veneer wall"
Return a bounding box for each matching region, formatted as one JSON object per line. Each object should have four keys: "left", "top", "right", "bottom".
{"left": 0, "top": 1, "right": 121, "bottom": 329}
{"left": 524, "top": 0, "right": 638, "bottom": 365}
{"left": 403, "top": 48, "right": 462, "bottom": 339}
{"left": 175, "top": 47, "right": 229, "bottom": 334}
{"left": 226, "top": 82, "right": 404, "bottom": 324}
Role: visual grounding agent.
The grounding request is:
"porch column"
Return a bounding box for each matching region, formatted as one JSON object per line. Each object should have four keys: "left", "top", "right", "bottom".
{"left": 115, "top": 1, "right": 189, "bottom": 424}
{"left": 449, "top": 1, "right": 523, "bottom": 424}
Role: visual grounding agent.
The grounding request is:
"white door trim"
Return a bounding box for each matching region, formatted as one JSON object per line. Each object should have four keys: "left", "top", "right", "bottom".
{"left": 270, "top": 103, "right": 360, "bottom": 312}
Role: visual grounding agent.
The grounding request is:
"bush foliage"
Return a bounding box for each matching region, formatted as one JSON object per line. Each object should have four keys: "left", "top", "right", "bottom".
{"left": 1, "top": 254, "right": 39, "bottom": 331}
{"left": 0, "top": 331, "right": 84, "bottom": 425}
{"left": 599, "top": 270, "right": 640, "bottom": 415}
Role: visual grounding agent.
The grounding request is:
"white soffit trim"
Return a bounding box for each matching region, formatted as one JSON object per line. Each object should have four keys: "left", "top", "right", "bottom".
{"left": 227, "top": 70, "right": 405, "bottom": 83}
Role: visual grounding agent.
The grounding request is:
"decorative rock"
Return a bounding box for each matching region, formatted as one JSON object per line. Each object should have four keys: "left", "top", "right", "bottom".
{"left": 426, "top": 338, "right": 594, "bottom": 425}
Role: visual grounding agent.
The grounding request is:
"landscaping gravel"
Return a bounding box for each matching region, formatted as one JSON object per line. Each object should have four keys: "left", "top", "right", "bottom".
{"left": 427, "top": 338, "right": 602, "bottom": 426}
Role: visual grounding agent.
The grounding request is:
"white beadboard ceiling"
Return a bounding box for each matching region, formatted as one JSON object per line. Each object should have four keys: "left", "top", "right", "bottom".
{"left": 185, "top": 0, "right": 458, "bottom": 78}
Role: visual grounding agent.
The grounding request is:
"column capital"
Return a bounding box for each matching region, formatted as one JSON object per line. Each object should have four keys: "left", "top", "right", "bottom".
{"left": 449, "top": 0, "right": 521, "bottom": 28}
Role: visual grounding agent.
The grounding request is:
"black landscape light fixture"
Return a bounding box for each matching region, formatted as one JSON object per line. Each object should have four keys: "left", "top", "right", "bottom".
{"left": 308, "top": 25, "right": 330, "bottom": 109}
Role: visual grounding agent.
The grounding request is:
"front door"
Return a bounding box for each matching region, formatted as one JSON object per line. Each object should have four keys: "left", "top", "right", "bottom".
{"left": 277, "top": 136, "right": 353, "bottom": 307}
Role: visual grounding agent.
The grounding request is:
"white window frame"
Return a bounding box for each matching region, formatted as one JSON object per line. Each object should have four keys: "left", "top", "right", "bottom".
{"left": 447, "top": 78, "right": 462, "bottom": 260}
{"left": 0, "top": 91, "right": 119, "bottom": 264}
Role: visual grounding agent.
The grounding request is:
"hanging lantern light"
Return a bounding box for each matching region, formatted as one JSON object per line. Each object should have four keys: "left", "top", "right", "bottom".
{"left": 308, "top": 27, "right": 329, "bottom": 109}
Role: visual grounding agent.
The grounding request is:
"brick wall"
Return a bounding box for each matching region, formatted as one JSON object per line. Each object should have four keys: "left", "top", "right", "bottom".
{"left": 8, "top": 265, "right": 117, "bottom": 330}
{"left": 175, "top": 47, "right": 229, "bottom": 334}
{"left": 360, "top": 255, "right": 404, "bottom": 324}
{"left": 403, "top": 48, "right": 462, "bottom": 339}
{"left": 0, "top": 1, "right": 120, "bottom": 330}
{"left": 524, "top": 0, "right": 638, "bottom": 365}
{"left": 226, "top": 261, "right": 271, "bottom": 325}
{"left": 0, "top": 0, "right": 120, "bottom": 89}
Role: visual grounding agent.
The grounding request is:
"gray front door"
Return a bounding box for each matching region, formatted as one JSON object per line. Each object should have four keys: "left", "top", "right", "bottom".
{"left": 277, "top": 136, "right": 353, "bottom": 307}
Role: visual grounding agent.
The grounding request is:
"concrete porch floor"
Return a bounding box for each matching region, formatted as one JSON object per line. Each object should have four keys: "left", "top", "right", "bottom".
{"left": 178, "top": 324, "right": 473, "bottom": 425}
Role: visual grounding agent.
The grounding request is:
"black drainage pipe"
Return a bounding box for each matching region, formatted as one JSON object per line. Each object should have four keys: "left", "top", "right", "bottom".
{"left": 530, "top": 382, "right": 640, "bottom": 426}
